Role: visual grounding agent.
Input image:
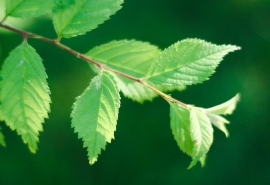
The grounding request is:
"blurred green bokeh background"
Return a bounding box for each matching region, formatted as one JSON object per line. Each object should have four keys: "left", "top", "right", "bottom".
{"left": 0, "top": 0, "right": 270, "bottom": 184}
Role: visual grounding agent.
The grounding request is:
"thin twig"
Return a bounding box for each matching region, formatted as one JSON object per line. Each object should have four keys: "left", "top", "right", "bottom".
{"left": 0, "top": 22, "right": 187, "bottom": 107}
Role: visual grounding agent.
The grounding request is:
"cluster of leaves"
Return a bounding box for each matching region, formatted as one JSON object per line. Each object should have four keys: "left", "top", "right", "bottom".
{"left": 0, "top": 0, "right": 240, "bottom": 168}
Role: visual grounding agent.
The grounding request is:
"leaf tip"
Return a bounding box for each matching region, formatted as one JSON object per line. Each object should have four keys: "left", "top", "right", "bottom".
{"left": 89, "top": 158, "right": 97, "bottom": 165}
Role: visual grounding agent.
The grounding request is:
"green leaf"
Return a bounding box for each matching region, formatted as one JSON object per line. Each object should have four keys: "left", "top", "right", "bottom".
{"left": 205, "top": 112, "right": 229, "bottom": 137}
{"left": 86, "top": 40, "right": 162, "bottom": 102}
{"left": 52, "top": 0, "right": 123, "bottom": 38}
{"left": 86, "top": 40, "right": 161, "bottom": 77}
{"left": 169, "top": 102, "right": 194, "bottom": 156}
{"left": 146, "top": 39, "right": 240, "bottom": 87}
{"left": 0, "top": 130, "right": 6, "bottom": 147}
{"left": 199, "top": 154, "right": 207, "bottom": 167}
{"left": 205, "top": 93, "right": 240, "bottom": 115}
{"left": 113, "top": 75, "right": 158, "bottom": 103}
{"left": 71, "top": 70, "right": 120, "bottom": 164}
{"left": 169, "top": 103, "right": 213, "bottom": 168}
{"left": 202, "top": 94, "right": 240, "bottom": 137}
{"left": 188, "top": 107, "right": 213, "bottom": 169}
{"left": 0, "top": 42, "right": 51, "bottom": 153}
{"left": 6, "top": 0, "right": 54, "bottom": 18}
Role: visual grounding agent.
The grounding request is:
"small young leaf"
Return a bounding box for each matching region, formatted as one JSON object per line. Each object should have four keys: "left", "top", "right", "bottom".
{"left": 146, "top": 39, "right": 240, "bottom": 87}
{"left": 0, "top": 42, "right": 51, "bottom": 153}
{"left": 169, "top": 102, "right": 194, "bottom": 156}
{"left": 71, "top": 70, "right": 120, "bottom": 164}
{"left": 188, "top": 107, "right": 213, "bottom": 169}
{"left": 52, "top": 0, "right": 123, "bottom": 38}
{"left": 86, "top": 40, "right": 162, "bottom": 102}
{"left": 202, "top": 94, "right": 240, "bottom": 137}
{"left": 6, "top": 0, "right": 54, "bottom": 18}
{"left": 204, "top": 112, "right": 229, "bottom": 137}
{"left": 205, "top": 93, "right": 240, "bottom": 115}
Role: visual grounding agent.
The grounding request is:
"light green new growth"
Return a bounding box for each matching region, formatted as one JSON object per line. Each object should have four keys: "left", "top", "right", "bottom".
{"left": 169, "top": 102, "right": 214, "bottom": 168}
{"left": 169, "top": 94, "right": 239, "bottom": 168}
{"left": 205, "top": 93, "right": 240, "bottom": 115}
{"left": 52, "top": 0, "right": 123, "bottom": 38}
{"left": 0, "top": 42, "right": 51, "bottom": 153}
{"left": 6, "top": 0, "right": 54, "bottom": 18}
{"left": 146, "top": 39, "right": 240, "bottom": 88}
{"left": 203, "top": 94, "right": 240, "bottom": 137}
{"left": 71, "top": 70, "right": 120, "bottom": 164}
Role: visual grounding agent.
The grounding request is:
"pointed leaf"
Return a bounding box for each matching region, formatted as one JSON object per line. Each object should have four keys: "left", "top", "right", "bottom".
{"left": 6, "top": 0, "right": 54, "bottom": 18}
{"left": 52, "top": 0, "right": 123, "bottom": 38}
{"left": 86, "top": 40, "right": 162, "bottom": 102}
{"left": 146, "top": 39, "right": 240, "bottom": 87}
{"left": 0, "top": 42, "right": 51, "bottom": 153}
{"left": 188, "top": 107, "right": 213, "bottom": 169}
{"left": 199, "top": 154, "right": 207, "bottom": 167}
{"left": 86, "top": 40, "right": 161, "bottom": 77}
{"left": 71, "top": 70, "right": 120, "bottom": 164}
{"left": 205, "top": 93, "right": 240, "bottom": 115}
{"left": 204, "top": 112, "right": 229, "bottom": 137}
{"left": 169, "top": 102, "right": 193, "bottom": 156}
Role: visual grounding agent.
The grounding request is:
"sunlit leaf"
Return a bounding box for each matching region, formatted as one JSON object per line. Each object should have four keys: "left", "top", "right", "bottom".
{"left": 205, "top": 93, "right": 240, "bottom": 115}
{"left": 71, "top": 70, "right": 120, "bottom": 164}
{"left": 206, "top": 112, "right": 229, "bottom": 137}
{"left": 52, "top": 0, "right": 123, "bottom": 38}
{"left": 0, "top": 42, "right": 51, "bottom": 153}
{"left": 169, "top": 102, "right": 193, "bottom": 156}
{"left": 87, "top": 40, "right": 186, "bottom": 102}
{"left": 86, "top": 40, "right": 161, "bottom": 102}
{"left": 6, "top": 0, "right": 53, "bottom": 18}
{"left": 147, "top": 39, "right": 240, "bottom": 88}
{"left": 188, "top": 107, "right": 213, "bottom": 169}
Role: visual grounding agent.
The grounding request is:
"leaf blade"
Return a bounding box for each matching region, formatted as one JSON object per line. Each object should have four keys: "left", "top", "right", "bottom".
{"left": 0, "top": 130, "right": 6, "bottom": 147}
{"left": 169, "top": 102, "right": 194, "bottom": 156}
{"left": 0, "top": 42, "right": 51, "bottom": 152}
{"left": 52, "top": 0, "right": 123, "bottom": 38}
{"left": 205, "top": 93, "right": 240, "bottom": 115}
{"left": 86, "top": 40, "right": 162, "bottom": 102}
{"left": 6, "top": 0, "right": 54, "bottom": 18}
{"left": 205, "top": 112, "right": 229, "bottom": 137}
{"left": 146, "top": 39, "right": 240, "bottom": 87}
{"left": 188, "top": 107, "right": 213, "bottom": 169}
{"left": 71, "top": 70, "right": 120, "bottom": 164}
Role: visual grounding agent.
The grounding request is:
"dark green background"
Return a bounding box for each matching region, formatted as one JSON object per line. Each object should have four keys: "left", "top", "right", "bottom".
{"left": 0, "top": 0, "right": 270, "bottom": 184}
